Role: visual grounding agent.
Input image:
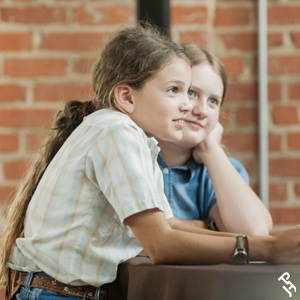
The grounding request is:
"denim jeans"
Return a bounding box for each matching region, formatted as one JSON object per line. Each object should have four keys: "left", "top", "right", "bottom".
{"left": 15, "top": 272, "right": 104, "bottom": 300}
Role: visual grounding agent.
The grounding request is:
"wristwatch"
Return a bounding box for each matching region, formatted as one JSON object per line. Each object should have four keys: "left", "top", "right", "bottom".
{"left": 233, "top": 235, "right": 248, "bottom": 264}
{"left": 206, "top": 219, "right": 218, "bottom": 231}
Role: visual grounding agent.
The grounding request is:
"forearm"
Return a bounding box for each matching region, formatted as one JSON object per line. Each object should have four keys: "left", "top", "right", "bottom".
{"left": 170, "top": 217, "right": 237, "bottom": 237}
{"left": 154, "top": 226, "right": 272, "bottom": 265}
{"left": 127, "top": 208, "right": 300, "bottom": 265}
{"left": 199, "top": 145, "right": 272, "bottom": 236}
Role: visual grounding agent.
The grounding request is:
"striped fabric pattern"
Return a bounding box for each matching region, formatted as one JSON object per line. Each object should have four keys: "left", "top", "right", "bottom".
{"left": 9, "top": 109, "right": 173, "bottom": 287}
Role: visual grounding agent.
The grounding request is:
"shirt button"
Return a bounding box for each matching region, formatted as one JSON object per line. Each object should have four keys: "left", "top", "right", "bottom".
{"left": 163, "top": 168, "right": 169, "bottom": 174}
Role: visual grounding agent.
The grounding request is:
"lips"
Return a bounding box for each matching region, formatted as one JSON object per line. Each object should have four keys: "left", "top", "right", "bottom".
{"left": 172, "top": 116, "right": 187, "bottom": 122}
{"left": 185, "top": 120, "right": 205, "bottom": 128}
{"left": 172, "top": 116, "right": 186, "bottom": 129}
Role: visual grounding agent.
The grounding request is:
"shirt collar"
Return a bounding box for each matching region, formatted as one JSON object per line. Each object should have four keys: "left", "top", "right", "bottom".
{"left": 157, "top": 153, "right": 199, "bottom": 180}
{"left": 147, "top": 137, "right": 160, "bottom": 154}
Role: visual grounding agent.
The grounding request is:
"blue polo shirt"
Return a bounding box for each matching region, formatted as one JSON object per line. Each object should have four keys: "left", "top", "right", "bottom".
{"left": 157, "top": 153, "right": 250, "bottom": 220}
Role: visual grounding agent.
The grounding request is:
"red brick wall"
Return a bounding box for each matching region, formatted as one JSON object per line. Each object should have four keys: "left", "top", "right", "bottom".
{"left": 0, "top": 0, "right": 300, "bottom": 294}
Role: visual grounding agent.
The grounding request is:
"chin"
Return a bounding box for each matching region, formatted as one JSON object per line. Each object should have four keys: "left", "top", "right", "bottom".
{"left": 167, "top": 132, "right": 183, "bottom": 142}
{"left": 179, "top": 136, "right": 204, "bottom": 147}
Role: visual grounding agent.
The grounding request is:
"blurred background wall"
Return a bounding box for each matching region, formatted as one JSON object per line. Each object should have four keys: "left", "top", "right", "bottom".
{"left": 0, "top": 1, "right": 300, "bottom": 292}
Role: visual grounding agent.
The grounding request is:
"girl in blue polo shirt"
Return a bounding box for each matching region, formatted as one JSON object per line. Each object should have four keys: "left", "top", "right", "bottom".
{"left": 157, "top": 45, "right": 272, "bottom": 236}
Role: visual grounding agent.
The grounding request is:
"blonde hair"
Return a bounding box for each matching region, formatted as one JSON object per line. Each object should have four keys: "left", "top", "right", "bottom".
{"left": 0, "top": 23, "right": 190, "bottom": 289}
{"left": 183, "top": 44, "right": 227, "bottom": 102}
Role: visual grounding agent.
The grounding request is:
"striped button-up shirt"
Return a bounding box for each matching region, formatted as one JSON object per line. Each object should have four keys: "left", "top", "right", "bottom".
{"left": 9, "top": 109, "right": 173, "bottom": 287}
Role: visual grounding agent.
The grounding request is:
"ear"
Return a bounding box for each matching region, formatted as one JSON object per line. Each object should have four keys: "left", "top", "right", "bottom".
{"left": 114, "top": 84, "right": 135, "bottom": 114}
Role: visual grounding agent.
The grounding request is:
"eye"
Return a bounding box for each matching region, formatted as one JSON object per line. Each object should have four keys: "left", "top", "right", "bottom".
{"left": 167, "top": 87, "right": 178, "bottom": 94}
{"left": 188, "top": 90, "right": 196, "bottom": 98}
{"left": 208, "top": 98, "right": 219, "bottom": 105}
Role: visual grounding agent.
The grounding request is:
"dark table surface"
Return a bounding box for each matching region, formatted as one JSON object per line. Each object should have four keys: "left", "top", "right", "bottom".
{"left": 108, "top": 251, "right": 300, "bottom": 300}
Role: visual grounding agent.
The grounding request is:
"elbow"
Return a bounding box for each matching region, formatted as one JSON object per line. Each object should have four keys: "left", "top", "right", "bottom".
{"left": 147, "top": 246, "right": 171, "bottom": 265}
{"left": 247, "top": 221, "right": 272, "bottom": 236}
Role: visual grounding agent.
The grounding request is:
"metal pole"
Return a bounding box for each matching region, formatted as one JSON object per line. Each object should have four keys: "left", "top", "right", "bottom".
{"left": 136, "top": 0, "right": 170, "bottom": 34}
{"left": 258, "top": 0, "right": 269, "bottom": 208}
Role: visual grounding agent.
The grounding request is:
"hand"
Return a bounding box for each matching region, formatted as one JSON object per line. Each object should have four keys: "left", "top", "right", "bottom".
{"left": 192, "top": 122, "right": 224, "bottom": 164}
{"left": 269, "top": 226, "right": 300, "bottom": 264}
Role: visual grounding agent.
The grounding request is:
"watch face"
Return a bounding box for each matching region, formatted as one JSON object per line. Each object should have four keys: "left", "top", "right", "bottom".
{"left": 234, "top": 251, "right": 247, "bottom": 264}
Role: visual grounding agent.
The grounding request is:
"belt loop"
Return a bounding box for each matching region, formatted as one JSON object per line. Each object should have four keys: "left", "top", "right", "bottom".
{"left": 24, "top": 273, "right": 34, "bottom": 289}
{"left": 94, "top": 287, "right": 100, "bottom": 300}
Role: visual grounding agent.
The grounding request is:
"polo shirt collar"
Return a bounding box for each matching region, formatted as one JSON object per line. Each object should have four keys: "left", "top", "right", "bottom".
{"left": 157, "top": 153, "right": 199, "bottom": 180}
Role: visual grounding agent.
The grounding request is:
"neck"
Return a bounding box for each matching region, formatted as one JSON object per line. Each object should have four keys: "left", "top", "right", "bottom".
{"left": 158, "top": 140, "right": 193, "bottom": 167}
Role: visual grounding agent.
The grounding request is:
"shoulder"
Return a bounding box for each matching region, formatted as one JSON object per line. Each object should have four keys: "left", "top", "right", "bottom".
{"left": 84, "top": 109, "right": 155, "bottom": 152}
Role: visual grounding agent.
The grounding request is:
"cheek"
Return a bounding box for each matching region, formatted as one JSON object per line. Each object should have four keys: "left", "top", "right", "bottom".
{"left": 207, "top": 111, "right": 220, "bottom": 131}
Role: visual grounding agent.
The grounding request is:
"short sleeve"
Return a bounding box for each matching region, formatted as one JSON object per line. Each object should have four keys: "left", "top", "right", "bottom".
{"left": 201, "top": 157, "right": 250, "bottom": 219}
{"left": 86, "top": 122, "right": 172, "bottom": 223}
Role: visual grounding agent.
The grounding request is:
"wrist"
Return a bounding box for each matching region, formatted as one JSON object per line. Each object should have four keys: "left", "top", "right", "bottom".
{"left": 197, "top": 143, "right": 224, "bottom": 164}
{"left": 247, "top": 235, "right": 273, "bottom": 262}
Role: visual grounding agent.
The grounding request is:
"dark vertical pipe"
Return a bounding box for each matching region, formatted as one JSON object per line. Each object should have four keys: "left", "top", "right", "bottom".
{"left": 137, "top": 0, "right": 170, "bottom": 35}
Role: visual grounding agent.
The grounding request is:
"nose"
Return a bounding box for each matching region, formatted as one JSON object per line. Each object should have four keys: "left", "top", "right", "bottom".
{"left": 193, "top": 99, "right": 208, "bottom": 118}
{"left": 180, "top": 94, "right": 192, "bottom": 113}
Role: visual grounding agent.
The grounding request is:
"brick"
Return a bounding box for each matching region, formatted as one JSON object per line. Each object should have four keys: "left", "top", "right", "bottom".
{"left": 287, "top": 132, "right": 300, "bottom": 150}
{"left": 270, "top": 207, "right": 300, "bottom": 225}
{"left": 0, "top": 85, "right": 26, "bottom": 102}
{"left": 5, "top": 58, "right": 67, "bottom": 77}
{"left": 291, "top": 32, "right": 300, "bottom": 49}
{"left": 269, "top": 133, "right": 281, "bottom": 151}
{"left": 220, "top": 33, "right": 256, "bottom": 51}
{"left": 40, "top": 33, "right": 103, "bottom": 51}
{"left": 272, "top": 106, "right": 299, "bottom": 125}
{"left": 223, "top": 132, "right": 258, "bottom": 152}
{"left": 3, "top": 160, "right": 29, "bottom": 180}
{"left": 73, "top": 58, "right": 95, "bottom": 74}
{"left": 268, "top": 33, "right": 284, "bottom": 48}
{"left": 0, "top": 33, "right": 32, "bottom": 51}
{"left": 289, "top": 82, "right": 300, "bottom": 99}
{"left": 269, "top": 55, "right": 300, "bottom": 75}
{"left": 0, "top": 109, "right": 55, "bottom": 128}
{"left": 268, "top": 82, "right": 281, "bottom": 101}
{"left": 296, "top": 183, "right": 300, "bottom": 197}
{"left": 236, "top": 107, "right": 258, "bottom": 126}
{"left": 220, "top": 57, "right": 244, "bottom": 76}
{"left": 73, "top": 6, "right": 134, "bottom": 25}
{"left": 180, "top": 31, "right": 209, "bottom": 46}
{"left": 218, "top": 0, "right": 255, "bottom": 2}
{"left": 225, "top": 82, "right": 258, "bottom": 102}
{"left": 0, "top": 134, "right": 19, "bottom": 152}
{"left": 171, "top": 6, "right": 207, "bottom": 24}
{"left": 268, "top": 6, "right": 300, "bottom": 25}
{"left": 269, "top": 183, "right": 287, "bottom": 201}
{"left": 0, "top": 186, "right": 16, "bottom": 205}
{"left": 214, "top": 7, "right": 250, "bottom": 27}
{"left": 219, "top": 108, "right": 230, "bottom": 126}
{"left": 34, "top": 83, "right": 94, "bottom": 102}
{"left": 269, "top": 158, "right": 300, "bottom": 176}
{"left": 1, "top": 7, "right": 66, "bottom": 24}
{"left": 0, "top": 289, "right": 4, "bottom": 300}
{"left": 26, "top": 134, "right": 45, "bottom": 152}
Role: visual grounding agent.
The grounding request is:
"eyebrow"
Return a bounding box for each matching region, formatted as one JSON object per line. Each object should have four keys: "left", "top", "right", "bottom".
{"left": 190, "top": 85, "right": 222, "bottom": 99}
{"left": 164, "top": 80, "right": 187, "bottom": 86}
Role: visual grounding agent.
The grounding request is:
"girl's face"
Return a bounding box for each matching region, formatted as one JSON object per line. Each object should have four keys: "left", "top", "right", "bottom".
{"left": 177, "top": 62, "right": 223, "bottom": 148}
{"left": 130, "top": 57, "right": 192, "bottom": 142}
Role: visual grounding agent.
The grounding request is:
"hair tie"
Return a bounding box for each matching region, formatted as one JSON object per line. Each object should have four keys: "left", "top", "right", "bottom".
{"left": 92, "top": 97, "right": 99, "bottom": 108}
